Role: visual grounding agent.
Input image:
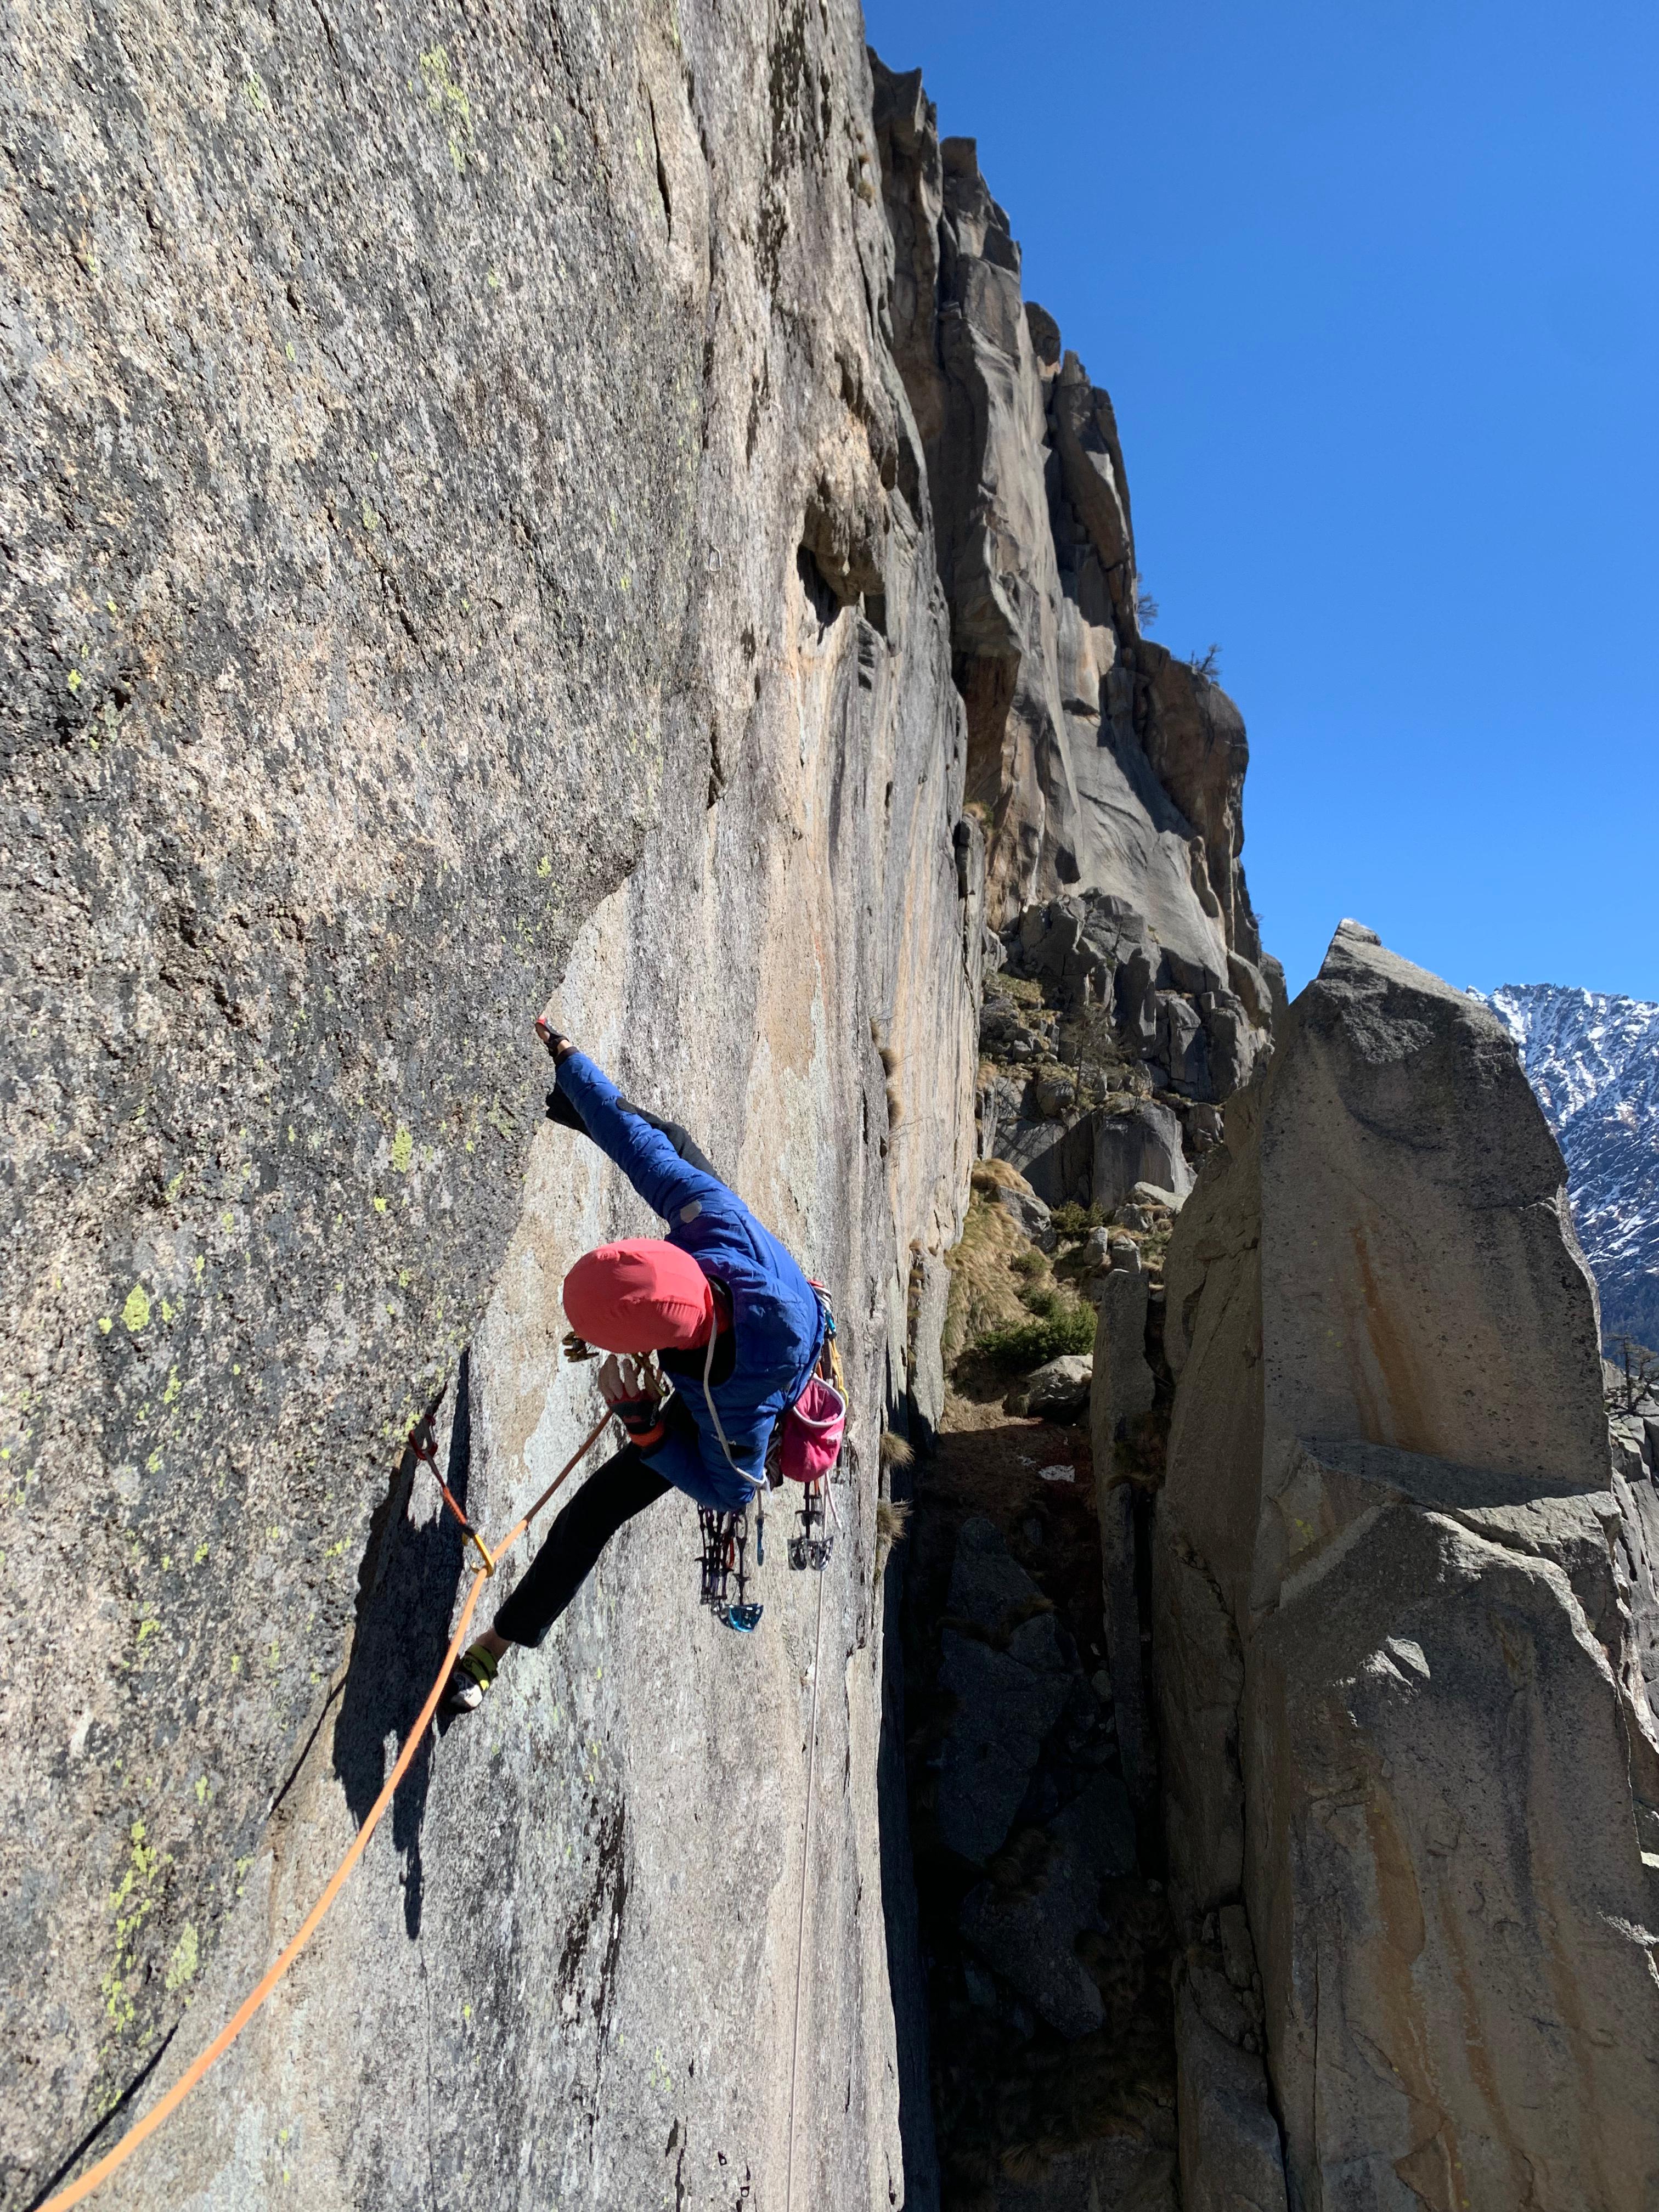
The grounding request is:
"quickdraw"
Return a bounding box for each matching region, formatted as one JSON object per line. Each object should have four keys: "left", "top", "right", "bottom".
{"left": 409, "top": 1404, "right": 498, "bottom": 1575}
{"left": 697, "top": 1502, "right": 763, "bottom": 1632}
{"left": 788, "top": 1481, "right": 832, "bottom": 1573}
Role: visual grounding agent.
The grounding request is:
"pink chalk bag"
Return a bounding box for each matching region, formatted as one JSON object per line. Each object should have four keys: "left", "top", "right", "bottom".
{"left": 777, "top": 1287, "right": 845, "bottom": 1567}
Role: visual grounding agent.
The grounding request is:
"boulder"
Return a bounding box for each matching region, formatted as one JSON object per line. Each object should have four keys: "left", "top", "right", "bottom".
{"left": 1012, "top": 1353, "right": 1093, "bottom": 1419}
{"left": 1174, "top": 1977, "right": 1288, "bottom": 2212}
{"left": 1116, "top": 944, "right": 1160, "bottom": 1048}
{"left": 980, "top": 1000, "right": 1027, "bottom": 1048}
{"left": 997, "top": 1109, "right": 1096, "bottom": 1209}
{"left": 1226, "top": 952, "right": 1277, "bottom": 1032}
{"left": 1203, "top": 993, "right": 1266, "bottom": 1100}
{"left": 1031, "top": 1071, "right": 1079, "bottom": 1119}
{"left": 1155, "top": 992, "right": 1211, "bottom": 1097}
{"left": 958, "top": 1775, "right": 1136, "bottom": 2036}
{"left": 1094, "top": 1099, "right": 1193, "bottom": 1211}
{"left": 979, "top": 1071, "right": 1025, "bottom": 1158}
{"left": 995, "top": 1178, "right": 1054, "bottom": 1244}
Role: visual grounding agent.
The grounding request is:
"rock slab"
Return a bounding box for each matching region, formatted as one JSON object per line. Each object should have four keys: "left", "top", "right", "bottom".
{"left": 0, "top": 5, "right": 980, "bottom": 2205}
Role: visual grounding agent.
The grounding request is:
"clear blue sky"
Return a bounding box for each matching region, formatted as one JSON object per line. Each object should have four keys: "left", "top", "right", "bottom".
{"left": 862, "top": 0, "right": 1658, "bottom": 1000}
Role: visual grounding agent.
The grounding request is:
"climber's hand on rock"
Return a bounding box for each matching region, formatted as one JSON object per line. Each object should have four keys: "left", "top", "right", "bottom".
{"left": 598, "top": 1353, "right": 662, "bottom": 1409}
{"left": 598, "top": 1354, "right": 665, "bottom": 1448}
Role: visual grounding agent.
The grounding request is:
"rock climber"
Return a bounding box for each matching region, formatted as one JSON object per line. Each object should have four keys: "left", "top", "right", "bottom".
{"left": 445, "top": 1009, "right": 827, "bottom": 1711}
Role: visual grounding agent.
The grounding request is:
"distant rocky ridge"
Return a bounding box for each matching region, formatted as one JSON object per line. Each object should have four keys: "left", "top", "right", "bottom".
{"left": 871, "top": 62, "right": 1267, "bottom": 970}
{"left": 871, "top": 61, "right": 1280, "bottom": 1233}
{"left": 1487, "top": 982, "right": 1659, "bottom": 1353}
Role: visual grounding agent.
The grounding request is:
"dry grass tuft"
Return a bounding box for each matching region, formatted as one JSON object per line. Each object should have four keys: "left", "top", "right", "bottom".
{"left": 942, "top": 1189, "right": 1035, "bottom": 1364}
{"left": 876, "top": 1496, "right": 912, "bottom": 1545}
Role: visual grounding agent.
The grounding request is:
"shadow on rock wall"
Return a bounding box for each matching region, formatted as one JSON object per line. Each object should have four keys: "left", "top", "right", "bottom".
{"left": 332, "top": 1356, "right": 475, "bottom": 1940}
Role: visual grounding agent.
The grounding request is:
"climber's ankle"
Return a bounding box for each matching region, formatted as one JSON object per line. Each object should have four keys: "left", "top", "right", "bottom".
{"left": 476, "top": 1626, "right": 511, "bottom": 1663}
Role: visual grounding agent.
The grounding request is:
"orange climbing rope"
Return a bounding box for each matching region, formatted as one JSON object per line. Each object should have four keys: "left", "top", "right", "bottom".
{"left": 41, "top": 1408, "right": 615, "bottom": 2212}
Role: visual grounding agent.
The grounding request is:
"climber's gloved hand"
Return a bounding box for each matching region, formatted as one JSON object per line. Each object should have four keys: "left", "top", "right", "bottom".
{"left": 597, "top": 1354, "right": 666, "bottom": 1451}
{"left": 546, "top": 1087, "right": 589, "bottom": 1132}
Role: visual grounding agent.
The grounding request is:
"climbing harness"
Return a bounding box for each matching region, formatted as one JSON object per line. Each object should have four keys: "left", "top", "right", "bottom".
{"left": 693, "top": 1294, "right": 772, "bottom": 1631}
{"left": 38, "top": 1406, "right": 615, "bottom": 2212}
{"left": 691, "top": 1286, "right": 847, "bottom": 1629}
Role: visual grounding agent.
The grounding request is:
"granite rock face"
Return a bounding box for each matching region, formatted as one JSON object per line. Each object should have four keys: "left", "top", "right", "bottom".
{"left": 1, "top": 5, "right": 978, "bottom": 2204}
{"left": 870, "top": 59, "right": 1276, "bottom": 1268}
{"left": 1157, "top": 921, "right": 1659, "bottom": 2209}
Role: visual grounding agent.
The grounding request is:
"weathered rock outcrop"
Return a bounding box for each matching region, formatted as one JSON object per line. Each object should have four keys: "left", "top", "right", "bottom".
{"left": 872, "top": 56, "right": 1271, "bottom": 992}
{"left": 1, "top": 5, "right": 977, "bottom": 2204}
{"left": 1158, "top": 921, "right": 1659, "bottom": 2207}
{"left": 870, "top": 61, "right": 1275, "bottom": 1294}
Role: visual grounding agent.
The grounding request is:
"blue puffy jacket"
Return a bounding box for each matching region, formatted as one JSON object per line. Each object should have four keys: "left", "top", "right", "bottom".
{"left": 555, "top": 1052, "right": 826, "bottom": 1513}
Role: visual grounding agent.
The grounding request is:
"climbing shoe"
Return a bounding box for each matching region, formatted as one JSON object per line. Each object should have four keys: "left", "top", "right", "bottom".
{"left": 443, "top": 1643, "right": 499, "bottom": 1714}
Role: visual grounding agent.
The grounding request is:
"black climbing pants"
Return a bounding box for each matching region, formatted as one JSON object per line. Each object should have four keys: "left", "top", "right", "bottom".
{"left": 493, "top": 1435, "right": 675, "bottom": 1647}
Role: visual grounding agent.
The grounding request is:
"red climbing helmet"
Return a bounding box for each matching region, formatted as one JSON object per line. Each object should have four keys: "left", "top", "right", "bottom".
{"left": 563, "top": 1238, "right": 716, "bottom": 1353}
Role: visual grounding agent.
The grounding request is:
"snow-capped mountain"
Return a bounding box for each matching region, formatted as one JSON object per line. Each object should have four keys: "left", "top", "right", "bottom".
{"left": 1487, "top": 983, "right": 1659, "bottom": 1355}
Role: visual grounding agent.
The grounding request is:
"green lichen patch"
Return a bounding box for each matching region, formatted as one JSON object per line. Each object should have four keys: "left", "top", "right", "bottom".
{"left": 101, "top": 1820, "right": 171, "bottom": 2041}
{"left": 164, "top": 1922, "right": 199, "bottom": 1991}
{"left": 419, "top": 46, "right": 475, "bottom": 172}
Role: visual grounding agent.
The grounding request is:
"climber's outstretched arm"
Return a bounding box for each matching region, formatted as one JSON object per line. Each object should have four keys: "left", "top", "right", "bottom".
{"left": 551, "top": 1049, "right": 731, "bottom": 1226}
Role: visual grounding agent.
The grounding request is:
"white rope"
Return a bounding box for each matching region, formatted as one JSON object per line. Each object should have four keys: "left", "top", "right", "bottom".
{"left": 701, "top": 1300, "right": 768, "bottom": 1496}
{"left": 784, "top": 1556, "right": 827, "bottom": 2212}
